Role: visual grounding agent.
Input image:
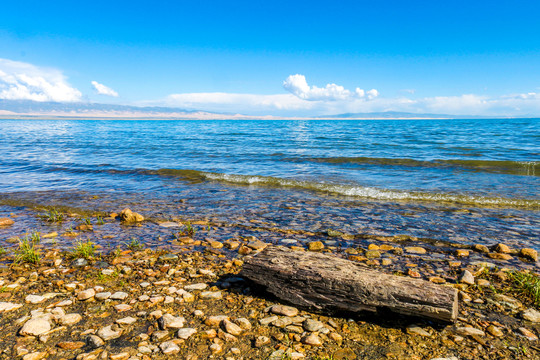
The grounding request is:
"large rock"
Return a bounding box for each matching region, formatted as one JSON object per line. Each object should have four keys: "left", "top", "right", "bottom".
{"left": 0, "top": 218, "right": 14, "bottom": 226}
{"left": 522, "top": 308, "right": 540, "bottom": 323}
{"left": 19, "top": 318, "right": 51, "bottom": 336}
{"left": 520, "top": 248, "right": 538, "bottom": 262}
{"left": 119, "top": 208, "right": 144, "bottom": 223}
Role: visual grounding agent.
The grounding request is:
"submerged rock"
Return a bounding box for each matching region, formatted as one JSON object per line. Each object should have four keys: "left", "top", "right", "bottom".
{"left": 119, "top": 208, "right": 144, "bottom": 223}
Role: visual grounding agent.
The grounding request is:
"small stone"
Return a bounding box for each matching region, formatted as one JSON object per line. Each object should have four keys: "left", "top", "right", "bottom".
{"left": 152, "top": 330, "right": 170, "bottom": 341}
{"left": 59, "top": 313, "right": 82, "bottom": 326}
{"left": 116, "top": 316, "right": 137, "bottom": 326}
{"left": 301, "top": 333, "right": 323, "bottom": 346}
{"left": 473, "top": 244, "right": 489, "bottom": 253}
{"left": 308, "top": 241, "right": 324, "bottom": 251}
{"left": 238, "top": 245, "right": 252, "bottom": 255}
{"left": 459, "top": 270, "right": 475, "bottom": 285}
{"left": 86, "top": 334, "right": 105, "bottom": 348}
{"left": 200, "top": 291, "right": 222, "bottom": 300}
{"left": 405, "top": 246, "right": 427, "bottom": 254}
{"left": 381, "top": 258, "right": 392, "bottom": 266}
{"left": 119, "top": 208, "right": 144, "bottom": 223}
{"left": 486, "top": 325, "right": 504, "bottom": 337}
{"left": 329, "top": 332, "right": 343, "bottom": 344}
{"left": 184, "top": 283, "right": 208, "bottom": 291}
{"left": 97, "top": 325, "right": 123, "bottom": 340}
{"left": 270, "top": 305, "right": 298, "bottom": 317}
{"left": 57, "top": 341, "right": 85, "bottom": 350}
{"left": 520, "top": 248, "right": 538, "bottom": 262}
{"left": 114, "top": 304, "right": 132, "bottom": 312}
{"left": 177, "top": 328, "right": 197, "bottom": 339}
{"left": 493, "top": 294, "right": 522, "bottom": 310}
{"left": 303, "top": 318, "right": 324, "bottom": 332}
{"left": 222, "top": 319, "right": 243, "bottom": 336}
{"left": 487, "top": 252, "right": 513, "bottom": 260}
{"left": 272, "top": 317, "right": 293, "bottom": 328}
{"left": 109, "top": 353, "right": 130, "bottom": 360}
{"left": 158, "top": 253, "right": 178, "bottom": 262}
{"left": 0, "top": 217, "right": 15, "bottom": 226}
{"left": 522, "top": 308, "right": 540, "bottom": 323}
{"left": 429, "top": 276, "right": 446, "bottom": 284}
{"left": 455, "top": 249, "right": 469, "bottom": 257}
{"left": 158, "top": 314, "right": 185, "bottom": 329}
{"left": 247, "top": 240, "right": 267, "bottom": 251}
{"left": 159, "top": 341, "right": 180, "bottom": 355}
{"left": 259, "top": 316, "right": 279, "bottom": 326}
{"left": 209, "top": 241, "right": 223, "bottom": 249}
{"left": 210, "top": 343, "right": 222, "bottom": 353}
{"left": 518, "top": 327, "right": 538, "bottom": 341}
{"left": 254, "top": 335, "right": 270, "bottom": 347}
{"left": 77, "top": 288, "right": 96, "bottom": 301}
{"left": 454, "top": 326, "right": 485, "bottom": 337}
{"left": 95, "top": 292, "right": 111, "bottom": 301}
{"left": 20, "top": 318, "right": 51, "bottom": 336}
{"left": 72, "top": 258, "right": 88, "bottom": 267}
{"left": 0, "top": 302, "right": 23, "bottom": 312}
{"left": 110, "top": 291, "right": 129, "bottom": 300}
{"left": 206, "top": 315, "right": 230, "bottom": 327}
{"left": 25, "top": 295, "right": 46, "bottom": 304}
{"left": 234, "top": 318, "right": 252, "bottom": 330}
{"left": 364, "top": 250, "right": 381, "bottom": 259}
{"left": 22, "top": 352, "right": 47, "bottom": 360}
{"left": 495, "top": 243, "right": 511, "bottom": 253}
{"left": 406, "top": 325, "right": 432, "bottom": 337}
{"left": 407, "top": 269, "right": 421, "bottom": 278}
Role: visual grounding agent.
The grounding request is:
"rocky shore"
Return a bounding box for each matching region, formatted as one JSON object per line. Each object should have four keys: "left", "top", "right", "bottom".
{"left": 0, "top": 208, "right": 539, "bottom": 360}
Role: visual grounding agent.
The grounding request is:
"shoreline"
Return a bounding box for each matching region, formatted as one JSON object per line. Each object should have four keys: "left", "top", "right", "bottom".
{"left": 0, "top": 205, "right": 539, "bottom": 359}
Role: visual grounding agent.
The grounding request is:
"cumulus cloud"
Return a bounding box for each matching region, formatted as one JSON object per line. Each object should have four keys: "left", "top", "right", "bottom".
{"left": 283, "top": 74, "right": 378, "bottom": 101}
{"left": 0, "top": 58, "right": 82, "bottom": 102}
{"left": 91, "top": 81, "right": 119, "bottom": 97}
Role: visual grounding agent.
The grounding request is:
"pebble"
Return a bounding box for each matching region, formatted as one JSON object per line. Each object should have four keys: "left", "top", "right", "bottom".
{"left": 459, "top": 270, "right": 475, "bottom": 285}
{"left": 522, "top": 308, "right": 540, "bottom": 322}
{"left": 495, "top": 243, "right": 511, "bottom": 253}
{"left": 0, "top": 302, "right": 23, "bottom": 312}
{"left": 177, "top": 328, "right": 197, "bottom": 339}
{"left": 454, "top": 326, "right": 485, "bottom": 337}
{"left": 260, "top": 316, "right": 279, "bottom": 326}
{"left": 205, "top": 315, "right": 230, "bottom": 327}
{"left": 110, "top": 291, "right": 129, "bottom": 300}
{"left": 25, "top": 295, "right": 46, "bottom": 304}
{"left": 406, "top": 325, "right": 432, "bottom": 337}
{"left": 86, "top": 334, "right": 105, "bottom": 348}
{"left": 487, "top": 325, "right": 504, "bottom": 337}
{"left": 159, "top": 314, "right": 185, "bottom": 329}
{"left": 518, "top": 327, "right": 538, "bottom": 340}
{"left": 184, "top": 283, "right": 208, "bottom": 291}
{"left": 303, "top": 319, "right": 324, "bottom": 332}
{"left": 255, "top": 335, "right": 270, "bottom": 347}
{"left": 302, "top": 333, "right": 323, "bottom": 346}
{"left": 59, "top": 313, "right": 83, "bottom": 326}
{"left": 405, "top": 246, "right": 427, "bottom": 254}
{"left": 97, "top": 325, "right": 123, "bottom": 340}
{"left": 200, "top": 291, "right": 222, "bottom": 300}
{"left": 308, "top": 241, "right": 324, "bottom": 251}
{"left": 222, "top": 319, "right": 243, "bottom": 336}
{"left": 77, "top": 288, "right": 96, "bottom": 301}
{"left": 22, "top": 352, "right": 47, "bottom": 360}
{"left": 116, "top": 316, "right": 138, "bottom": 325}
{"left": 520, "top": 248, "right": 538, "bottom": 262}
{"left": 159, "top": 340, "right": 180, "bottom": 355}
{"left": 270, "top": 304, "right": 299, "bottom": 317}
{"left": 95, "top": 292, "right": 112, "bottom": 301}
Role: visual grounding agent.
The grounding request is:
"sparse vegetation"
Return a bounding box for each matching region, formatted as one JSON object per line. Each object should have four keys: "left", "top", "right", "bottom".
{"left": 69, "top": 239, "right": 96, "bottom": 259}
{"left": 125, "top": 237, "right": 144, "bottom": 251}
{"left": 82, "top": 217, "right": 92, "bottom": 225}
{"left": 39, "top": 208, "right": 64, "bottom": 223}
{"left": 0, "top": 246, "right": 7, "bottom": 256}
{"left": 14, "top": 235, "right": 41, "bottom": 264}
{"left": 507, "top": 270, "right": 540, "bottom": 308}
{"left": 96, "top": 216, "right": 105, "bottom": 225}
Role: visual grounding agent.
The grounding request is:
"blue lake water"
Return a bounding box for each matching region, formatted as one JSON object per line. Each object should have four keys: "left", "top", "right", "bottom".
{"left": 0, "top": 118, "right": 538, "bottom": 249}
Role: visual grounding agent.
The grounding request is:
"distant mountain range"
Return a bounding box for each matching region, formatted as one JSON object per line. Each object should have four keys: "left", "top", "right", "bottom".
{"left": 0, "top": 99, "right": 529, "bottom": 119}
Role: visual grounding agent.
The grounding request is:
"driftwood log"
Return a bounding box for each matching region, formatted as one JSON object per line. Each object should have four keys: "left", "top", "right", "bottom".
{"left": 241, "top": 246, "right": 458, "bottom": 323}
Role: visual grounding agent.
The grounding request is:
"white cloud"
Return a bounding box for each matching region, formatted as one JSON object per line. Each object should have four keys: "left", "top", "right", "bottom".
{"left": 283, "top": 74, "right": 378, "bottom": 101}
{"left": 91, "top": 81, "right": 119, "bottom": 97}
{"left": 0, "top": 58, "right": 82, "bottom": 102}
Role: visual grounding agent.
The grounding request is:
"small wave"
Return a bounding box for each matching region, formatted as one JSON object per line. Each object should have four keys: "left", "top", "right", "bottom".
{"left": 155, "top": 168, "right": 539, "bottom": 210}
{"left": 284, "top": 156, "right": 539, "bottom": 176}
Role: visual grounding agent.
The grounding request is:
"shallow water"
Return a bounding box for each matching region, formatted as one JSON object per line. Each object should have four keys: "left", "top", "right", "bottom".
{"left": 0, "top": 118, "right": 538, "bottom": 250}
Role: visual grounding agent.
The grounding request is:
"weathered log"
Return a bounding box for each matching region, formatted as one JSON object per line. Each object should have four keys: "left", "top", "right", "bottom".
{"left": 241, "top": 246, "right": 458, "bottom": 323}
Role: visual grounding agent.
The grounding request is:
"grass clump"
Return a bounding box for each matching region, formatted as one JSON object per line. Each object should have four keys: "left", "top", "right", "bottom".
{"left": 125, "top": 237, "right": 144, "bottom": 251}
{"left": 70, "top": 240, "right": 96, "bottom": 259}
{"left": 14, "top": 235, "right": 41, "bottom": 264}
{"left": 507, "top": 270, "right": 540, "bottom": 308}
{"left": 39, "top": 208, "right": 64, "bottom": 223}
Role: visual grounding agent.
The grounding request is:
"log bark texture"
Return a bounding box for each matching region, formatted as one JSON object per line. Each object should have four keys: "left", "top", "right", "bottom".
{"left": 241, "top": 246, "right": 458, "bottom": 323}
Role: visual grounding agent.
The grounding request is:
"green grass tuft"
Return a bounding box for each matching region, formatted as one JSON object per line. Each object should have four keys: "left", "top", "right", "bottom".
{"left": 39, "top": 208, "right": 64, "bottom": 223}
{"left": 507, "top": 270, "right": 540, "bottom": 308}
{"left": 124, "top": 237, "right": 144, "bottom": 251}
{"left": 14, "top": 235, "right": 41, "bottom": 264}
{"left": 70, "top": 239, "right": 96, "bottom": 259}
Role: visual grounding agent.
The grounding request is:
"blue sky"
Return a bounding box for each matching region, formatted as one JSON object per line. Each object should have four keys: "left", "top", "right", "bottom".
{"left": 1, "top": 0, "right": 540, "bottom": 116}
